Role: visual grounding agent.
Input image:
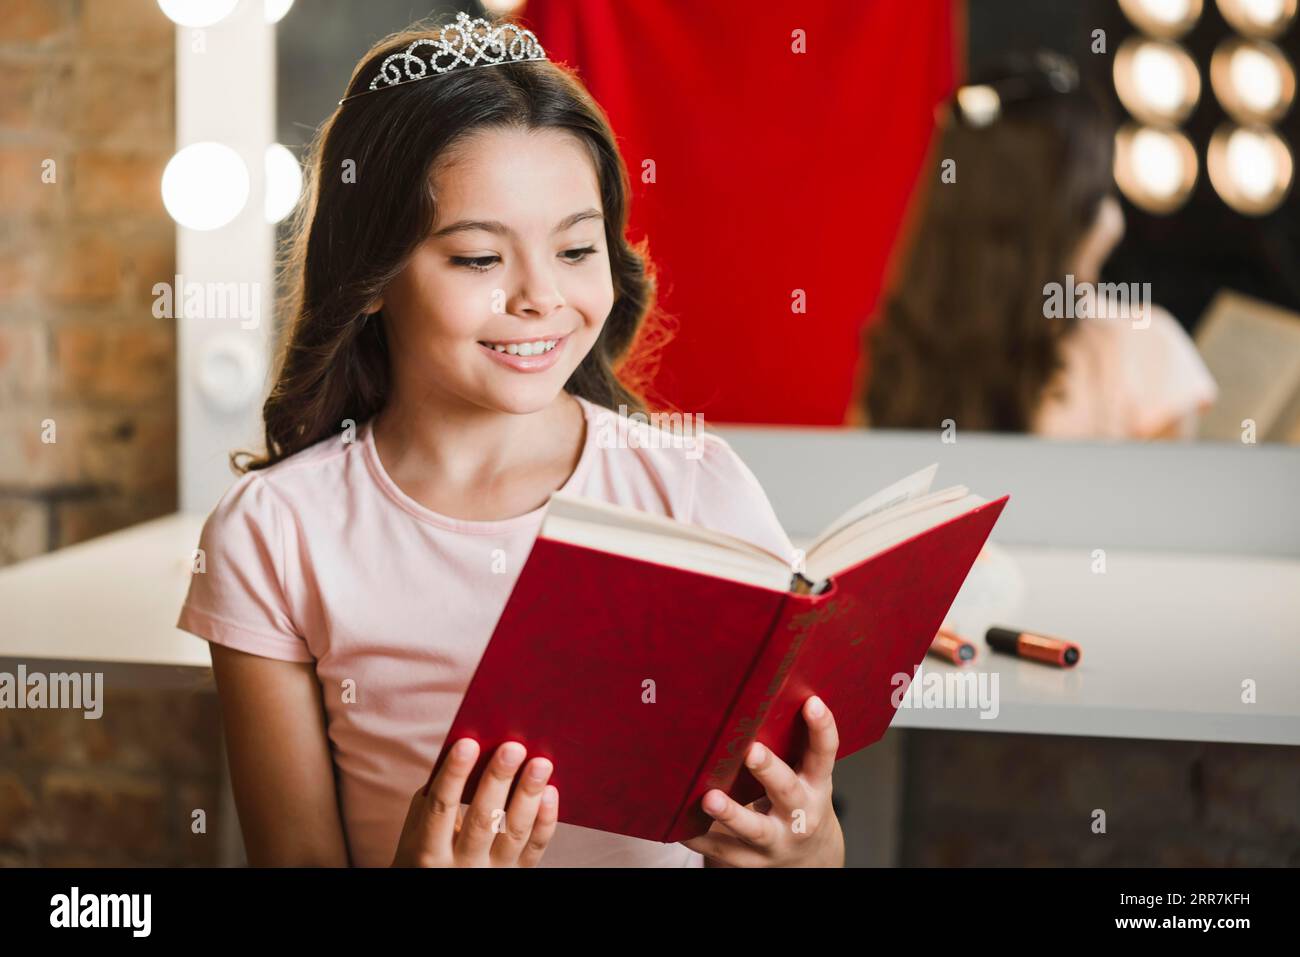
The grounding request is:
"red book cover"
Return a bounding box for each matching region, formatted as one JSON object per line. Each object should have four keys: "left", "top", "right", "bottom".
{"left": 425, "top": 494, "right": 1009, "bottom": 843}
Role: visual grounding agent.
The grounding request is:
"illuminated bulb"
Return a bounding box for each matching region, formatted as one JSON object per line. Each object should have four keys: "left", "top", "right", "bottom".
{"left": 265, "top": 0, "right": 294, "bottom": 23}
{"left": 162, "top": 142, "right": 249, "bottom": 231}
{"left": 956, "top": 85, "right": 1001, "bottom": 127}
{"left": 1231, "top": 47, "right": 1284, "bottom": 113}
{"left": 1115, "top": 125, "right": 1198, "bottom": 212}
{"left": 1133, "top": 128, "right": 1185, "bottom": 198}
{"left": 1133, "top": 45, "right": 1188, "bottom": 114}
{"left": 1208, "top": 123, "right": 1294, "bottom": 213}
{"left": 1211, "top": 39, "right": 1295, "bottom": 124}
{"left": 1240, "top": 0, "right": 1286, "bottom": 22}
{"left": 1143, "top": 0, "right": 1197, "bottom": 24}
{"left": 1119, "top": 0, "right": 1204, "bottom": 37}
{"left": 1215, "top": 0, "right": 1297, "bottom": 37}
{"left": 264, "top": 144, "right": 303, "bottom": 224}
{"left": 156, "top": 0, "right": 239, "bottom": 27}
{"left": 1227, "top": 128, "right": 1279, "bottom": 199}
{"left": 1114, "top": 38, "right": 1201, "bottom": 125}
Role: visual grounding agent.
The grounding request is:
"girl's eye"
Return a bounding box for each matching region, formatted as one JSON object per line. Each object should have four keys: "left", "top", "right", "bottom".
{"left": 450, "top": 255, "right": 499, "bottom": 272}
{"left": 450, "top": 247, "right": 598, "bottom": 273}
{"left": 561, "top": 245, "right": 598, "bottom": 263}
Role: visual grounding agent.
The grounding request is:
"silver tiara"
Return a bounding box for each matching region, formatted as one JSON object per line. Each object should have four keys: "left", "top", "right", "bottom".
{"left": 339, "top": 12, "right": 547, "bottom": 105}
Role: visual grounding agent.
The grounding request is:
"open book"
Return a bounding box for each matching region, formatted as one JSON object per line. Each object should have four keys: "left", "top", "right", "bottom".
{"left": 542, "top": 462, "right": 986, "bottom": 592}
{"left": 426, "top": 465, "right": 1009, "bottom": 843}
{"left": 1194, "top": 289, "right": 1300, "bottom": 444}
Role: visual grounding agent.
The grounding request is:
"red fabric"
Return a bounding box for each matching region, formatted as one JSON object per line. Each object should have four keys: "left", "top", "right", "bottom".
{"left": 520, "top": 0, "right": 958, "bottom": 424}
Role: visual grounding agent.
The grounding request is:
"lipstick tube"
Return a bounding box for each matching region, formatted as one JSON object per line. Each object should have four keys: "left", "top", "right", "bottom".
{"left": 929, "top": 627, "right": 978, "bottom": 665}
{"left": 986, "top": 626, "right": 1081, "bottom": 667}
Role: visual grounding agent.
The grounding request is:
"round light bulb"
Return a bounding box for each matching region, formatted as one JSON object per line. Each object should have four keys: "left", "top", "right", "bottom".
{"left": 156, "top": 0, "right": 239, "bottom": 28}
{"left": 264, "top": 0, "right": 295, "bottom": 23}
{"left": 1227, "top": 128, "right": 1279, "bottom": 199}
{"left": 1119, "top": 0, "right": 1204, "bottom": 38}
{"left": 1115, "top": 124, "right": 1199, "bottom": 213}
{"left": 1133, "top": 45, "right": 1188, "bottom": 114}
{"left": 1114, "top": 38, "right": 1201, "bottom": 125}
{"left": 1133, "top": 128, "right": 1185, "bottom": 198}
{"left": 1231, "top": 46, "right": 1285, "bottom": 113}
{"left": 1208, "top": 123, "right": 1294, "bottom": 214}
{"left": 1240, "top": 0, "right": 1286, "bottom": 23}
{"left": 1143, "top": 0, "right": 1196, "bottom": 25}
{"left": 264, "top": 144, "right": 303, "bottom": 224}
{"left": 162, "top": 142, "right": 250, "bottom": 231}
{"left": 1216, "top": 0, "right": 1297, "bottom": 38}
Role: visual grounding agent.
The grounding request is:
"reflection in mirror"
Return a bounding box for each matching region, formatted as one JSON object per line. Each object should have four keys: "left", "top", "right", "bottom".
{"left": 276, "top": 0, "right": 1300, "bottom": 443}
{"left": 858, "top": 0, "right": 1300, "bottom": 444}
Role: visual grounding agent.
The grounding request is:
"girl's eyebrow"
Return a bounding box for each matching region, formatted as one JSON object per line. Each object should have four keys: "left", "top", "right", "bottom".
{"left": 431, "top": 208, "right": 604, "bottom": 239}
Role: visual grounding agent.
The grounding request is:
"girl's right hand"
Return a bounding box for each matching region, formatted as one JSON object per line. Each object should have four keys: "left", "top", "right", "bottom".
{"left": 391, "top": 738, "right": 558, "bottom": 867}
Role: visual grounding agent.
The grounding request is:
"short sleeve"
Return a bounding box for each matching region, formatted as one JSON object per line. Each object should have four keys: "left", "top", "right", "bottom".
{"left": 684, "top": 432, "right": 795, "bottom": 563}
{"left": 175, "top": 472, "right": 314, "bottom": 663}
{"left": 1115, "top": 304, "right": 1219, "bottom": 437}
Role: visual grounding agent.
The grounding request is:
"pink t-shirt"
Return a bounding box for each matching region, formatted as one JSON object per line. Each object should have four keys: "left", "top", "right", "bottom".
{"left": 1033, "top": 303, "right": 1218, "bottom": 439}
{"left": 176, "top": 395, "right": 794, "bottom": 867}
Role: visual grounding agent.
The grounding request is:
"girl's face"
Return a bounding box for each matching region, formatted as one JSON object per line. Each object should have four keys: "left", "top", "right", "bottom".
{"left": 375, "top": 126, "right": 614, "bottom": 416}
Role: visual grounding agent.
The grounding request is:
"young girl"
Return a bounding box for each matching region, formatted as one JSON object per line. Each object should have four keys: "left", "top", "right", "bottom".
{"left": 177, "top": 14, "right": 845, "bottom": 868}
{"left": 860, "top": 53, "right": 1217, "bottom": 439}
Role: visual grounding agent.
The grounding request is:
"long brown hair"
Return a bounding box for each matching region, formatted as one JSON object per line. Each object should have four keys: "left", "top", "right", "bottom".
{"left": 235, "top": 16, "right": 663, "bottom": 472}
{"left": 863, "top": 53, "right": 1116, "bottom": 433}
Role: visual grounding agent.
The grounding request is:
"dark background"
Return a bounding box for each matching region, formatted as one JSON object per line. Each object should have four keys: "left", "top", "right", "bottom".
{"left": 276, "top": 0, "right": 456, "bottom": 153}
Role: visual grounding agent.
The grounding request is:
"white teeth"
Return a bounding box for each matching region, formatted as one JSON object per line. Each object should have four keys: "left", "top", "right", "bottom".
{"left": 485, "top": 339, "right": 558, "bottom": 356}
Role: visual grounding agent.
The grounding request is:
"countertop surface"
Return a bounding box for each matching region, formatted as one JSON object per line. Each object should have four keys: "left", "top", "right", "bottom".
{"left": 2, "top": 513, "right": 1297, "bottom": 745}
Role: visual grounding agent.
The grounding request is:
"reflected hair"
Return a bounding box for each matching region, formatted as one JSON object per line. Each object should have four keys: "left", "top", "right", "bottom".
{"left": 863, "top": 52, "right": 1116, "bottom": 433}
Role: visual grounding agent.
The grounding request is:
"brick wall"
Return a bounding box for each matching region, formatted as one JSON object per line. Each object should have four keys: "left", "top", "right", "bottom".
{"left": 0, "top": 0, "right": 223, "bottom": 867}
{"left": 0, "top": 0, "right": 177, "bottom": 561}
{"left": 0, "top": 684, "right": 223, "bottom": 866}
{"left": 900, "top": 731, "right": 1300, "bottom": 866}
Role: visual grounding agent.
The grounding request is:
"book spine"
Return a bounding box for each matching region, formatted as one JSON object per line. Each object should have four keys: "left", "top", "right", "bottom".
{"left": 662, "top": 591, "right": 819, "bottom": 843}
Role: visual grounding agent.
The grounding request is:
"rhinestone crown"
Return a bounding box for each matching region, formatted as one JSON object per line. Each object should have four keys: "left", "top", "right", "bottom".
{"left": 340, "top": 12, "right": 547, "bottom": 105}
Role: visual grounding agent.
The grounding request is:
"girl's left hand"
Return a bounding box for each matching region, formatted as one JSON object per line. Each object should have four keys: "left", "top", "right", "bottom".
{"left": 679, "top": 695, "right": 845, "bottom": 867}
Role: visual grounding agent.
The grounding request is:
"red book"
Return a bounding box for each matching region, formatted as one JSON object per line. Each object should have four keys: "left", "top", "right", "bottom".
{"left": 425, "top": 464, "right": 1009, "bottom": 843}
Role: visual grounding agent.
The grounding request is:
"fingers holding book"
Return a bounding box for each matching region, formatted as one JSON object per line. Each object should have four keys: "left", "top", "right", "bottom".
{"left": 796, "top": 694, "right": 840, "bottom": 784}
{"left": 681, "top": 695, "right": 845, "bottom": 867}
{"left": 392, "top": 738, "right": 558, "bottom": 867}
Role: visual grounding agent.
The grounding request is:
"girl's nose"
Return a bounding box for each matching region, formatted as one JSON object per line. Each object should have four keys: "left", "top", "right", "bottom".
{"left": 512, "top": 264, "right": 567, "bottom": 317}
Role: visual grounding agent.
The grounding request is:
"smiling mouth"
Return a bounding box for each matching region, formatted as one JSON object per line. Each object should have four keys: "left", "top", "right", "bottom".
{"left": 476, "top": 337, "right": 562, "bottom": 356}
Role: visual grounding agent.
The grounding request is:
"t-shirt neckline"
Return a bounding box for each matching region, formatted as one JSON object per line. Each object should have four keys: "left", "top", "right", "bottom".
{"left": 362, "top": 394, "right": 598, "bottom": 534}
